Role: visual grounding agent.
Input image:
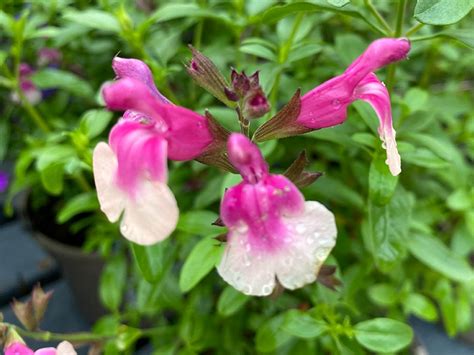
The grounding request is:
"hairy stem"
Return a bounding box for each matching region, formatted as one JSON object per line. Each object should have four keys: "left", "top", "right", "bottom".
{"left": 386, "top": 0, "right": 407, "bottom": 91}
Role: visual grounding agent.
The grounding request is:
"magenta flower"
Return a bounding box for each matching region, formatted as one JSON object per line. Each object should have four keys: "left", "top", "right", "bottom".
{"left": 217, "top": 134, "right": 337, "bottom": 296}
{"left": 256, "top": 38, "right": 410, "bottom": 176}
{"left": 93, "top": 58, "right": 213, "bottom": 245}
{"left": 0, "top": 171, "right": 9, "bottom": 193}
{"left": 5, "top": 341, "right": 76, "bottom": 355}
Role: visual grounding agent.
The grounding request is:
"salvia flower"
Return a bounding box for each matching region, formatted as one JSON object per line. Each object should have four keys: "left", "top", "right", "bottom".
{"left": 217, "top": 134, "right": 337, "bottom": 296}
{"left": 94, "top": 57, "right": 215, "bottom": 245}
{"left": 255, "top": 38, "right": 411, "bottom": 176}
{"left": 5, "top": 341, "right": 77, "bottom": 355}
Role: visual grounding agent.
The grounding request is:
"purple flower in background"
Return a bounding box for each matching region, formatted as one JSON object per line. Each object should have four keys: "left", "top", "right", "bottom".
{"left": 0, "top": 171, "right": 9, "bottom": 193}
{"left": 37, "top": 48, "right": 62, "bottom": 67}
{"left": 11, "top": 63, "right": 42, "bottom": 105}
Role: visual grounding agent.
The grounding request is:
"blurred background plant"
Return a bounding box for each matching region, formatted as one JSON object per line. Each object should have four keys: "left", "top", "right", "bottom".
{"left": 0, "top": 0, "right": 473, "bottom": 353}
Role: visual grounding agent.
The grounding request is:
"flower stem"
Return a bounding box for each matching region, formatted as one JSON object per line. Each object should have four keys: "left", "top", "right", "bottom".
{"left": 405, "top": 22, "right": 424, "bottom": 37}
{"left": 386, "top": 0, "right": 407, "bottom": 91}
{"left": 270, "top": 13, "right": 305, "bottom": 109}
{"left": 236, "top": 106, "right": 249, "bottom": 137}
{"left": 16, "top": 90, "right": 51, "bottom": 133}
{"left": 11, "top": 325, "right": 110, "bottom": 343}
{"left": 364, "top": 0, "right": 392, "bottom": 34}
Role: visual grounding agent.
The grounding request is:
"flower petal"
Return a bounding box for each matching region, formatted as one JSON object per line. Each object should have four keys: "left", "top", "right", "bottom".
{"left": 227, "top": 133, "right": 268, "bottom": 183}
{"left": 93, "top": 142, "right": 125, "bottom": 223}
{"left": 56, "top": 341, "right": 77, "bottom": 355}
{"left": 103, "top": 78, "right": 212, "bottom": 160}
{"left": 355, "top": 73, "right": 401, "bottom": 175}
{"left": 93, "top": 142, "right": 179, "bottom": 245}
{"left": 109, "top": 120, "right": 168, "bottom": 194}
{"left": 112, "top": 57, "right": 170, "bottom": 104}
{"left": 217, "top": 201, "right": 337, "bottom": 296}
{"left": 5, "top": 343, "right": 34, "bottom": 355}
{"left": 297, "top": 38, "right": 410, "bottom": 131}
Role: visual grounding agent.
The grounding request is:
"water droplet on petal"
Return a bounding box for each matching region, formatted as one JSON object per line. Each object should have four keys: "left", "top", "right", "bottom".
{"left": 262, "top": 284, "right": 273, "bottom": 294}
{"left": 314, "top": 232, "right": 320, "bottom": 238}
{"left": 306, "top": 236, "right": 315, "bottom": 245}
{"left": 331, "top": 99, "right": 341, "bottom": 109}
{"left": 121, "top": 224, "right": 128, "bottom": 232}
{"left": 237, "top": 222, "right": 249, "bottom": 234}
{"left": 245, "top": 243, "right": 251, "bottom": 252}
{"left": 316, "top": 249, "right": 328, "bottom": 260}
{"left": 244, "top": 285, "right": 252, "bottom": 294}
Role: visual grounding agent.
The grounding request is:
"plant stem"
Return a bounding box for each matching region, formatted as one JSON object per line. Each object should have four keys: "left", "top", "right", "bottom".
{"left": 405, "top": 22, "right": 424, "bottom": 37}
{"left": 12, "top": 325, "right": 110, "bottom": 343}
{"left": 270, "top": 13, "right": 304, "bottom": 109}
{"left": 364, "top": 0, "right": 392, "bottom": 34}
{"left": 17, "top": 90, "right": 51, "bottom": 133}
{"left": 386, "top": 0, "right": 407, "bottom": 91}
{"left": 236, "top": 106, "right": 249, "bottom": 137}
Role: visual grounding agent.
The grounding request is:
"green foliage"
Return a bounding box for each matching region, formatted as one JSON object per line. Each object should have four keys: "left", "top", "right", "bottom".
{"left": 0, "top": 0, "right": 473, "bottom": 353}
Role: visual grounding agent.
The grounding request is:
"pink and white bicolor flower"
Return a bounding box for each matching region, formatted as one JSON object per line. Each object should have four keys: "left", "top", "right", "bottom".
{"left": 296, "top": 38, "right": 411, "bottom": 176}
{"left": 93, "top": 57, "right": 212, "bottom": 245}
{"left": 5, "top": 341, "right": 77, "bottom": 355}
{"left": 217, "top": 134, "right": 337, "bottom": 296}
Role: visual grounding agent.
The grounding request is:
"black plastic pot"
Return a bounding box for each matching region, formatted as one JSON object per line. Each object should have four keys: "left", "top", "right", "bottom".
{"left": 34, "top": 231, "right": 106, "bottom": 324}
{"left": 17, "top": 191, "right": 106, "bottom": 324}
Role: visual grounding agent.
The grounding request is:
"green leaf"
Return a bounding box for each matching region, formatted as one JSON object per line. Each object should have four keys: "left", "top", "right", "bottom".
{"left": 408, "top": 234, "right": 474, "bottom": 282}
{"left": 239, "top": 43, "right": 277, "bottom": 61}
{"left": 404, "top": 293, "right": 438, "bottom": 322}
{"left": 115, "top": 326, "right": 142, "bottom": 351}
{"left": 446, "top": 189, "right": 472, "bottom": 211}
{"left": 179, "top": 236, "right": 223, "bottom": 292}
{"left": 363, "top": 187, "right": 415, "bottom": 268}
{"left": 261, "top": 1, "right": 385, "bottom": 35}
{"left": 287, "top": 43, "right": 322, "bottom": 63}
{"left": 327, "top": 0, "right": 350, "bottom": 6}
{"left": 177, "top": 210, "right": 222, "bottom": 235}
{"left": 40, "top": 164, "right": 64, "bottom": 195}
{"left": 32, "top": 69, "right": 94, "bottom": 98}
{"left": 404, "top": 88, "right": 429, "bottom": 114}
{"left": 354, "top": 318, "right": 413, "bottom": 353}
{"left": 281, "top": 310, "right": 326, "bottom": 339}
{"left": 217, "top": 286, "right": 249, "bottom": 317}
{"left": 63, "top": 9, "right": 120, "bottom": 32}
{"left": 150, "top": 3, "right": 232, "bottom": 25}
{"left": 255, "top": 315, "right": 292, "bottom": 352}
{"left": 80, "top": 109, "right": 113, "bottom": 139}
{"left": 131, "top": 241, "right": 174, "bottom": 283}
{"left": 0, "top": 118, "right": 10, "bottom": 161}
{"left": 100, "top": 256, "right": 127, "bottom": 311}
{"left": 412, "top": 29, "right": 474, "bottom": 48}
{"left": 369, "top": 153, "right": 399, "bottom": 205}
{"left": 368, "top": 283, "right": 398, "bottom": 306}
{"left": 414, "top": 0, "right": 473, "bottom": 25}
{"left": 57, "top": 191, "right": 99, "bottom": 223}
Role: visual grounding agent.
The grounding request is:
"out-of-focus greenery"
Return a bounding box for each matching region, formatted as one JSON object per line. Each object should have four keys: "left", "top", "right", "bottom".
{"left": 0, "top": 0, "right": 473, "bottom": 353}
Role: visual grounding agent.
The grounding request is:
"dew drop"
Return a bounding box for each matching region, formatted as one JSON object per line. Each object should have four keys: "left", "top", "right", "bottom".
{"left": 262, "top": 284, "right": 273, "bottom": 294}
{"left": 237, "top": 223, "right": 249, "bottom": 234}
{"left": 283, "top": 186, "right": 291, "bottom": 192}
{"left": 331, "top": 99, "right": 341, "bottom": 109}
{"left": 244, "top": 285, "right": 252, "bottom": 294}
{"left": 381, "top": 142, "right": 387, "bottom": 149}
{"left": 121, "top": 224, "right": 128, "bottom": 232}
{"left": 306, "top": 236, "right": 315, "bottom": 245}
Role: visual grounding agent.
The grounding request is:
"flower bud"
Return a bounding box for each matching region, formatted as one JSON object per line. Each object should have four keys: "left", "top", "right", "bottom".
{"left": 32, "top": 285, "right": 53, "bottom": 324}
{"left": 11, "top": 300, "right": 37, "bottom": 331}
{"left": 229, "top": 69, "right": 270, "bottom": 119}
{"left": 186, "top": 46, "right": 235, "bottom": 107}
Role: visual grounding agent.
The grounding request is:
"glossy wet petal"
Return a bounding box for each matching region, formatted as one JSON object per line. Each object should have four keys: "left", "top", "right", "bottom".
{"left": 355, "top": 73, "right": 401, "bottom": 175}
{"left": 92, "top": 142, "right": 178, "bottom": 245}
{"left": 112, "top": 57, "right": 170, "bottom": 104}
{"left": 56, "top": 341, "right": 77, "bottom": 355}
{"left": 217, "top": 201, "right": 337, "bottom": 296}
{"left": 227, "top": 133, "right": 268, "bottom": 183}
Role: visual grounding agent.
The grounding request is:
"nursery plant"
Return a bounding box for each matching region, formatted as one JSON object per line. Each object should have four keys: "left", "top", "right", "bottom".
{"left": 0, "top": 0, "right": 473, "bottom": 354}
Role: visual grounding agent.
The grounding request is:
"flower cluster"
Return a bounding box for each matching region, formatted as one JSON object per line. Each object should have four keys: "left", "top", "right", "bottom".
{"left": 4, "top": 341, "right": 76, "bottom": 355}
{"left": 93, "top": 38, "right": 410, "bottom": 296}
